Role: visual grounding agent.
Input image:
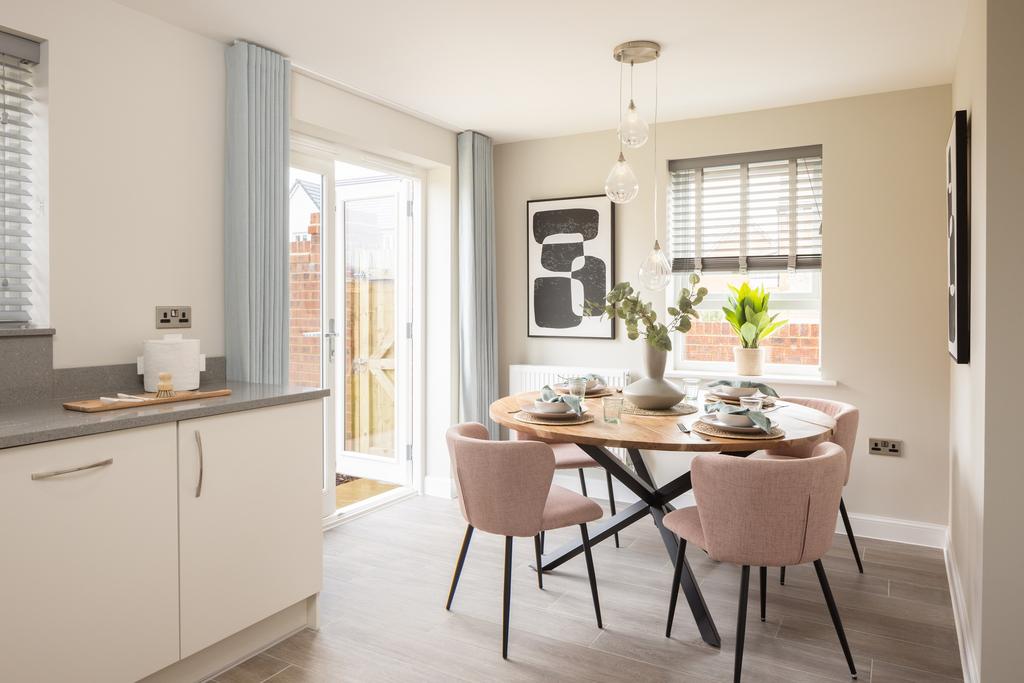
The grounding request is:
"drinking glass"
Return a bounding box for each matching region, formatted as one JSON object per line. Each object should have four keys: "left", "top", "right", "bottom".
{"left": 682, "top": 378, "right": 701, "bottom": 404}
{"left": 739, "top": 396, "right": 764, "bottom": 412}
{"left": 603, "top": 397, "right": 624, "bottom": 424}
{"left": 567, "top": 377, "right": 588, "bottom": 402}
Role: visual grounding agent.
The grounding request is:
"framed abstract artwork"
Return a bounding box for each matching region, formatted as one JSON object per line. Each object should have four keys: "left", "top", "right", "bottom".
{"left": 946, "top": 109, "right": 970, "bottom": 364}
{"left": 527, "top": 195, "right": 615, "bottom": 339}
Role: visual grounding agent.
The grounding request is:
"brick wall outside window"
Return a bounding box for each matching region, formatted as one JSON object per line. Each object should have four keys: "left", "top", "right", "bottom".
{"left": 289, "top": 213, "right": 322, "bottom": 387}
{"left": 683, "top": 320, "right": 820, "bottom": 366}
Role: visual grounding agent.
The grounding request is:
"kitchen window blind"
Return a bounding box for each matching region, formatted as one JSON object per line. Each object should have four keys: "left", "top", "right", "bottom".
{"left": 1, "top": 31, "right": 40, "bottom": 323}
{"left": 668, "top": 145, "right": 822, "bottom": 274}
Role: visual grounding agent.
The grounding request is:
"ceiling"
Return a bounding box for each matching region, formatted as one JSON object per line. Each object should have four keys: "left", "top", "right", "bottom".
{"left": 116, "top": 0, "right": 967, "bottom": 143}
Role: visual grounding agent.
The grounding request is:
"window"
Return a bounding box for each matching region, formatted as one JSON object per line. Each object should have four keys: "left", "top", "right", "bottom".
{"left": 668, "top": 146, "right": 823, "bottom": 374}
{"left": 1, "top": 31, "right": 41, "bottom": 324}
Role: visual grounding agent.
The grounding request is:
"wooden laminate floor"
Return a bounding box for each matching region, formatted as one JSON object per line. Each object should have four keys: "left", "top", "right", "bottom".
{"left": 216, "top": 495, "right": 962, "bottom": 682}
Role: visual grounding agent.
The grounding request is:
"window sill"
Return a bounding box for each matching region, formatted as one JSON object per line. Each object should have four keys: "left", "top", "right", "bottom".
{"left": 665, "top": 369, "right": 838, "bottom": 387}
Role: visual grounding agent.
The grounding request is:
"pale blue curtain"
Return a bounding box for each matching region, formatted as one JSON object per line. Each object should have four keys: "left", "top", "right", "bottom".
{"left": 458, "top": 131, "right": 499, "bottom": 437}
{"left": 224, "top": 41, "right": 290, "bottom": 383}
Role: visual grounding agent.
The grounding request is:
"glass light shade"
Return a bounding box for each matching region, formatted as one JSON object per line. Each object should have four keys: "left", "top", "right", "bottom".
{"left": 638, "top": 240, "right": 672, "bottom": 290}
{"left": 605, "top": 153, "right": 639, "bottom": 204}
{"left": 619, "top": 100, "right": 649, "bottom": 148}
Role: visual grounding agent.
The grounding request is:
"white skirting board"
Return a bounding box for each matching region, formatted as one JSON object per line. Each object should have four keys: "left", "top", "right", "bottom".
{"left": 945, "top": 531, "right": 979, "bottom": 683}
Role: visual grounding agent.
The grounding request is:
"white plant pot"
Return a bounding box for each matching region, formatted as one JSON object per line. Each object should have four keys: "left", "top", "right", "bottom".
{"left": 733, "top": 346, "right": 765, "bottom": 377}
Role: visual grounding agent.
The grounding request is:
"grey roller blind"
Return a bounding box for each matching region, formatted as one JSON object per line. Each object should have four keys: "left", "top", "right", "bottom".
{"left": 1, "top": 33, "right": 39, "bottom": 323}
{"left": 668, "top": 145, "right": 822, "bottom": 273}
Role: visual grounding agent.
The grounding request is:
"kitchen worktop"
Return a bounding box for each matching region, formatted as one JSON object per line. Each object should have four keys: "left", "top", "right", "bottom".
{"left": 0, "top": 382, "right": 330, "bottom": 450}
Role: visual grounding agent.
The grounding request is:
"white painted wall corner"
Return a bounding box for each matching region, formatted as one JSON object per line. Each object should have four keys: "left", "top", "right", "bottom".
{"left": 945, "top": 530, "right": 979, "bottom": 683}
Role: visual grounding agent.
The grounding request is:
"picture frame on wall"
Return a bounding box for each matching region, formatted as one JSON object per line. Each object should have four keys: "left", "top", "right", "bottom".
{"left": 946, "top": 109, "right": 970, "bottom": 364}
{"left": 527, "top": 195, "right": 615, "bottom": 339}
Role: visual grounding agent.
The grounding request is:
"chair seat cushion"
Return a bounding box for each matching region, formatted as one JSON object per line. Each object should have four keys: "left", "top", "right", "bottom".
{"left": 550, "top": 443, "right": 599, "bottom": 470}
{"left": 663, "top": 506, "right": 706, "bottom": 551}
{"left": 542, "top": 484, "right": 603, "bottom": 531}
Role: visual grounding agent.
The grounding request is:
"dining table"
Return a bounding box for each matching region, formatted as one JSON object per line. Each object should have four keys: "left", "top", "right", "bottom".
{"left": 488, "top": 390, "right": 837, "bottom": 649}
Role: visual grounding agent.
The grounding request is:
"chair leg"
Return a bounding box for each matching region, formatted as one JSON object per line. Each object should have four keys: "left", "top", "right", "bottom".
{"left": 839, "top": 498, "right": 864, "bottom": 574}
{"left": 606, "top": 470, "right": 620, "bottom": 548}
{"left": 735, "top": 566, "right": 750, "bottom": 683}
{"left": 445, "top": 524, "right": 474, "bottom": 610}
{"left": 578, "top": 468, "right": 588, "bottom": 496}
{"left": 579, "top": 523, "right": 603, "bottom": 629}
{"left": 502, "top": 536, "right": 513, "bottom": 659}
{"left": 534, "top": 534, "right": 544, "bottom": 590}
{"left": 813, "top": 559, "right": 858, "bottom": 679}
{"left": 780, "top": 566, "right": 786, "bottom": 585}
{"left": 665, "top": 540, "right": 687, "bottom": 637}
{"left": 759, "top": 566, "right": 767, "bottom": 622}
{"left": 540, "top": 530, "right": 545, "bottom": 554}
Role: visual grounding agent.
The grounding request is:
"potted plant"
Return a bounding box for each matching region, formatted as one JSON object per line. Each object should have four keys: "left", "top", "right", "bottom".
{"left": 587, "top": 274, "right": 707, "bottom": 409}
{"left": 722, "top": 282, "right": 787, "bottom": 376}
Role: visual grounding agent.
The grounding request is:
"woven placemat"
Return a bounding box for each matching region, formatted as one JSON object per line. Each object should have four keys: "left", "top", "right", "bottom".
{"left": 513, "top": 411, "right": 595, "bottom": 427}
{"left": 691, "top": 419, "right": 785, "bottom": 441}
{"left": 622, "top": 401, "right": 697, "bottom": 417}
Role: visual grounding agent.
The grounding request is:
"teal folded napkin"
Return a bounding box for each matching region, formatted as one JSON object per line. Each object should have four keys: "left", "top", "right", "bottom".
{"left": 706, "top": 379, "right": 779, "bottom": 398}
{"left": 706, "top": 402, "right": 772, "bottom": 433}
{"left": 539, "top": 385, "right": 583, "bottom": 415}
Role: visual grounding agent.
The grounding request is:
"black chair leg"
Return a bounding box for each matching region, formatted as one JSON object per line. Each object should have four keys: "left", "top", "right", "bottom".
{"left": 813, "top": 559, "right": 858, "bottom": 679}
{"left": 735, "top": 566, "right": 750, "bottom": 683}
{"left": 780, "top": 566, "right": 786, "bottom": 585}
{"left": 534, "top": 534, "right": 544, "bottom": 590}
{"left": 539, "top": 530, "right": 545, "bottom": 554}
{"left": 839, "top": 498, "right": 864, "bottom": 574}
{"left": 502, "top": 536, "right": 513, "bottom": 659}
{"left": 578, "top": 468, "right": 588, "bottom": 496}
{"left": 445, "top": 524, "right": 474, "bottom": 610}
{"left": 606, "top": 470, "right": 620, "bottom": 548}
{"left": 580, "top": 524, "right": 603, "bottom": 628}
{"left": 665, "top": 540, "right": 687, "bottom": 637}
{"left": 759, "top": 566, "right": 767, "bottom": 622}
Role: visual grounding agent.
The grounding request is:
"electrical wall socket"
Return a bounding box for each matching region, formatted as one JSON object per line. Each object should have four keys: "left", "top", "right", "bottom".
{"left": 155, "top": 305, "right": 192, "bottom": 329}
{"left": 869, "top": 438, "right": 903, "bottom": 456}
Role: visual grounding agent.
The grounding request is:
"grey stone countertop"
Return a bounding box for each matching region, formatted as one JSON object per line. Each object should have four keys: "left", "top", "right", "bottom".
{"left": 0, "top": 382, "right": 330, "bottom": 450}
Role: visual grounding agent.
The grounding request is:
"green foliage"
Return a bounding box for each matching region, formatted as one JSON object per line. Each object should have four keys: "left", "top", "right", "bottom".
{"left": 721, "top": 282, "right": 788, "bottom": 349}
{"left": 585, "top": 273, "right": 707, "bottom": 352}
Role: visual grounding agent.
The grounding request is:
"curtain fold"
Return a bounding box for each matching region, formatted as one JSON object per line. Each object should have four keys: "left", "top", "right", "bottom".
{"left": 458, "top": 131, "right": 499, "bottom": 437}
{"left": 224, "top": 41, "right": 291, "bottom": 383}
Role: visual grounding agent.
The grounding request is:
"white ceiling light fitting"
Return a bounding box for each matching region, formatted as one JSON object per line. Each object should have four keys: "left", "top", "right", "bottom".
{"left": 604, "top": 41, "right": 659, "bottom": 205}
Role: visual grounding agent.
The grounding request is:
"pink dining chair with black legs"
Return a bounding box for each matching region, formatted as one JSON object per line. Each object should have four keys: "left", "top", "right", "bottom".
{"left": 751, "top": 397, "right": 861, "bottom": 585}
{"left": 444, "top": 423, "right": 604, "bottom": 659}
{"left": 663, "top": 443, "right": 858, "bottom": 682}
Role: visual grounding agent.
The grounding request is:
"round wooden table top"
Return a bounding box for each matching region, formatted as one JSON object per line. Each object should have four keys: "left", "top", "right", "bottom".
{"left": 490, "top": 391, "right": 836, "bottom": 453}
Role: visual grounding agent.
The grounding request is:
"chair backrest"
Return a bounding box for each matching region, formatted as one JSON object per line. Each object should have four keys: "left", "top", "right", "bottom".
{"left": 445, "top": 422, "right": 555, "bottom": 537}
{"left": 691, "top": 443, "right": 846, "bottom": 567}
{"left": 773, "top": 396, "right": 859, "bottom": 484}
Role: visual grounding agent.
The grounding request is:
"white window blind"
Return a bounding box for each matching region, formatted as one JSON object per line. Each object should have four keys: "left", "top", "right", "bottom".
{"left": 1, "top": 33, "right": 40, "bottom": 323}
{"left": 668, "top": 145, "right": 822, "bottom": 273}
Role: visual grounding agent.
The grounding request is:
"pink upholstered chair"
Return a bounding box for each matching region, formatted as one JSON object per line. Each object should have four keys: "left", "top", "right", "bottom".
{"left": 663, "top": 444, "right": 857, "bottom": 682}
{"left": 513, "top": 429, "right": 620, "bottom": 548}
{"left": 445, "top": 423, "right": 604, "bottom": 658}
{"left": 752, "top": 397, "right": 862, "bottom": 583}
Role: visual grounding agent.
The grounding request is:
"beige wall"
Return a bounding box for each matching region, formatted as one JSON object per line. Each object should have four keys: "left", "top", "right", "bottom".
{"left": 495, "top": 86, "right": 952, "bottom": 525}
{"left": 5, "top": 0, "right": 226, "bottom": 368}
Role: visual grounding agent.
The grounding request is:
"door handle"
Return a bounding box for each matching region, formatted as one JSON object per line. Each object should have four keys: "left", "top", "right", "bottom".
{"left": 31, "top": 458, "right": 113, "bottom": 480}
{"left": 194, "top": 430, "right": 204, "bottom": 498}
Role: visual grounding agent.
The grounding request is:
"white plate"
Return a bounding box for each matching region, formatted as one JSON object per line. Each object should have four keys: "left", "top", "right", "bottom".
{"left": 520, "top": 406, "right": 588, "bottom": 420}
{"left": 712, "top": 386, "right": 758, "bottom": 398}
{"left": 531, "top": 401, "right": 572, "bottom": 414}
{"left": 702, "top": 415, "right": 774, "bottom": 434}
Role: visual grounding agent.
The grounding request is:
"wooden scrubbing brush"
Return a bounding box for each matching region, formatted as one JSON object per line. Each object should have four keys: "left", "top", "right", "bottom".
{"left": 155, "top": 372, "right": 176, "bottom": 399}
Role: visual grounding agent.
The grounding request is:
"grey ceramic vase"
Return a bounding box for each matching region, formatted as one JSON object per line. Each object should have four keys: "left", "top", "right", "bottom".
{"left": 623, "top": 344, "right": 685, "bottom": 410}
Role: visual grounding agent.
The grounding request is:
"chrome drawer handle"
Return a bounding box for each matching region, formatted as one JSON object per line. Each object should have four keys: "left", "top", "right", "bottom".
{"left": 31, "top": 458, "right": 114, "bottom": 481}
{"left": 194, "top": 430, "right": 204, "bottom": 498}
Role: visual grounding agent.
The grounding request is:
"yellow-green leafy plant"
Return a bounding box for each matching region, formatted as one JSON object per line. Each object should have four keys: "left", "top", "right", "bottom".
{"left": 722, "top": 282, "right": 787, "bottom": 348}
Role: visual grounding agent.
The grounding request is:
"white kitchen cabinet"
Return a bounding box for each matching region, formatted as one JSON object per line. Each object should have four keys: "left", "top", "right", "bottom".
{"left": 177, "top": 400, "right": 323, "bottom": 657}
{"left": 0, "top": 424, "right": 180, "bottom": 683}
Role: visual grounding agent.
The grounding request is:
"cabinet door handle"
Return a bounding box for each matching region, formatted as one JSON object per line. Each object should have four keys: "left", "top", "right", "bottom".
{"left": 31, "top": 458, "right": 114, "bottom": 481}
{"left": 194, "top": 430, "right": 204, "bottom": 498}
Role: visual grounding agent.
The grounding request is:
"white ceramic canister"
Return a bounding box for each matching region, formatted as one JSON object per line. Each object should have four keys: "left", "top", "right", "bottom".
{"left": 137, "top": 334, "right": 206, "bottom": 392}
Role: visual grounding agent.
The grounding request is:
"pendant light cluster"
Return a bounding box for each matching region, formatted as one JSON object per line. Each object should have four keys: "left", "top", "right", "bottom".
{"left": 604, "top": 41, "right": 672, "bottom": 291}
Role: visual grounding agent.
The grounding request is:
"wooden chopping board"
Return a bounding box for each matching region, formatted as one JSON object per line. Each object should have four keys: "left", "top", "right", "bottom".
{"left": 63, "top": 388, "right": 232, "bottom": 413}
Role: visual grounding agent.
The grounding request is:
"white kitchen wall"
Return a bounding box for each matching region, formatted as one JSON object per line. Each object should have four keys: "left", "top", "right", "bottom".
{"left": 494, "top": 86, "right": 952, "bottom": 527}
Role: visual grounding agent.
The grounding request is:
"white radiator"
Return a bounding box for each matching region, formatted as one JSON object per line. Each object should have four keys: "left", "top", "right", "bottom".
{"left": 508, "top": 364, "right": 631, "bottom": 394}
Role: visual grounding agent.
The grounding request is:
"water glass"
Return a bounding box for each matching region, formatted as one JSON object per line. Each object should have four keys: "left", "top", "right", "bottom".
{"left": 603, "top": 397, "right": 624, "bottom": 424}
{"left": 739, "top": 396, "right": 764, "bottom": 412}
{"left": 567, "top": 377, "right": 588, "bottom": 402}
{"left": 682, "top": 378, "right": 701, "bottom": 404}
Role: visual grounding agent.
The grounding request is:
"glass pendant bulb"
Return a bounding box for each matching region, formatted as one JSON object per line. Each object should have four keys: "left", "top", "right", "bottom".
{"left": 638, "top": 240, "right": 672, "bottom": 290}
{"left": 619, "top": 100, "right": 649, "bottom": 148}
{"left": 605, "top": 152, "right": 639, "bottom": 204}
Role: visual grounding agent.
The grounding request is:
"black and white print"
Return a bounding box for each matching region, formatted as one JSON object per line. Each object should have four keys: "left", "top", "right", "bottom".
{"left": 527, "top": 196, "right": 614, "bottom": 338}
{"left": 946, "top": 109, "right": 970, "bottom": 364}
